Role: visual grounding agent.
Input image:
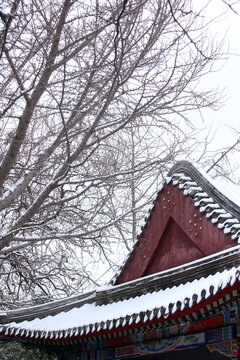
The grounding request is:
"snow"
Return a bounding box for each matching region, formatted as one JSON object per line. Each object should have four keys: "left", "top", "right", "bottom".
{"left": 96, "top": 284, "right": 113, "bottom": 292}
{"left": 0, "top": 292, "right": 96, "bottom": 318}
{"left": 157, "top": 182, "right": 165, "bottom": 193}
{"left": 183, "top": 186, "right": 203, "bottom": 196}
{"left": 0, "top": 171, "right": 30, "bottom": 202}
{"left": 4, "top": 263, "right": 240, "bottom": 335}
{"left": 194, "top": 197, "right": 214, "bottom": 207}
{"left": 218, "top": 218, "right": 238, "bottom": 229}
{"left": 178, "top": 181, "right": 197, "bottom": 189}
{"left": 193, "top": 191, "right": 208, "bottom": 197}
{"left": 0, "top": 8, "right": 12, "bottom": 16}
{"left": 192, "top": 163, "right": 240, "bottom": 208}
{"left": 165, "top": 176, "right": 172, "bottom": 184}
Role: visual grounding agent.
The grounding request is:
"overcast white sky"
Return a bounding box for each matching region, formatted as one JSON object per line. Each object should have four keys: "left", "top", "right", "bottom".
{"left": 196, "top": 1, "right": 240, "bottom": 150}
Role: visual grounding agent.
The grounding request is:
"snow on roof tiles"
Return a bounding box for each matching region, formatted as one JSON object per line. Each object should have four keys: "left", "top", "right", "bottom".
{"left": 1, "top": 263, "right": 240, "bottom": 340}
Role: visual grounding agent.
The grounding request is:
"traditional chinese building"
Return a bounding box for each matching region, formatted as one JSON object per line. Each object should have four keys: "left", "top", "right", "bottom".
{"left": 1, "top": 160, "right": 240, "bottom": 359}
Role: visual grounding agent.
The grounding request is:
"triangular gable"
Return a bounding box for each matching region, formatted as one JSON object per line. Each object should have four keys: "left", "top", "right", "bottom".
{"left": 114, "top": 161, "right": 240, "bottom": 285}
{"left": 143, "top": 217, "right": 205, "bottom": 277}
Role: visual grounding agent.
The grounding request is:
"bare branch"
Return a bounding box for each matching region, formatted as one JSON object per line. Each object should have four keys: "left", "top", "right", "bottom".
{"left": 0, "top": 0, "right": 230, "bottom": 305}
{"left": 206, "top": 137, "right": 240, "bottom": 174}
{"left": 167, "top": 0, "right": 211, "bottom": 60}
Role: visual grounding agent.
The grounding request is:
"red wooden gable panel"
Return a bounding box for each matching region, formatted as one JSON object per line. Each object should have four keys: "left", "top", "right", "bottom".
{"left": 116, "top": 183, "right": 234, "bottom": 284}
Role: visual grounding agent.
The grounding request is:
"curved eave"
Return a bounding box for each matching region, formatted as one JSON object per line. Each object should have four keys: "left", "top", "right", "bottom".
{"left": 1, "top": 264, "right": 240, "bottom": 342}
{"left": 1, "top": 245, "right": 240, "bottom": 325}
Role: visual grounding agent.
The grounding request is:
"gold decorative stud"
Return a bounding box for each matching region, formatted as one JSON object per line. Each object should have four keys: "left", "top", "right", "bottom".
{"left": 232, "top": 290, "right": 238, "bottom": 297}
{"left": 225, "top": 293, "right": 230, "bottom": 301}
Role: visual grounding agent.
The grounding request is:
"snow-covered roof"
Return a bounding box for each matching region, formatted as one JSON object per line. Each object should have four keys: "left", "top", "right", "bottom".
{"left": 111, "top": 160, "right": 240, "bottom": 284}
{"left": 1, "top": 161, "right": 240, "bottom": 342}
{"left": 0, "top": 245, "right": 240, "bottom": 341}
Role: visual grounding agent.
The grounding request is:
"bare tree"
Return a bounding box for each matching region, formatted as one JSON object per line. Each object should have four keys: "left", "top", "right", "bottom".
{"left": 0, "top": 0, "right": 224, "bottom": 306}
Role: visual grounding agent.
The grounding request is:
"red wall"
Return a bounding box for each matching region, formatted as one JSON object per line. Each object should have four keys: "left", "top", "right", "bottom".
{"left": 116, "top": 184, "right": 235, "bottom": 284}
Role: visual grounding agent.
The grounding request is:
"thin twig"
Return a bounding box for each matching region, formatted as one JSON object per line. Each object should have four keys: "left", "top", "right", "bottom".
{"left": 221, "top": 0, "right": 240, "bottom": 16}
{"left": 167, "top": 0, "right": 211, "bottom": 60}
{"left": 206, "top": 137, "right": 240, "bottom": 173}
